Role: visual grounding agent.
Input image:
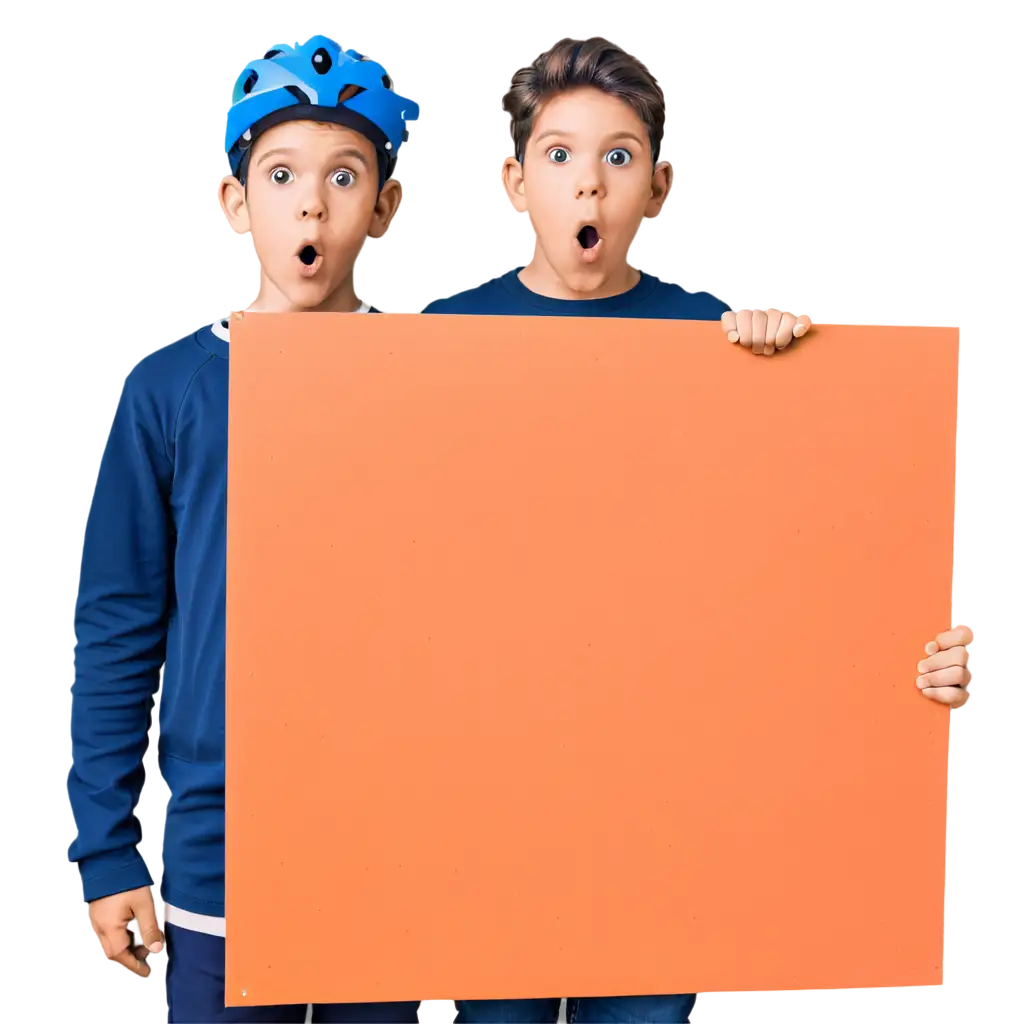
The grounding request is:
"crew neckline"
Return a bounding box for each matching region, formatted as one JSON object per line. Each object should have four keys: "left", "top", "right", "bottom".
{"left": 499, "top": 267, "right": 659, "bottom": 313}
{"left": 199, "top": 302, "right": 372, "bottom": 357}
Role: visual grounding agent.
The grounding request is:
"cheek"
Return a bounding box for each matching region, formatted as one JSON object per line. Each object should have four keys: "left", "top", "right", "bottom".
{"left": 327, "top": 188, "right": 376, "bottom": 232}
{"left": 527, "top": 175, "right": 569, "bottom": 229}
{"left": 248, "top": 195, "right": 290, "bottom": 256}
{"left": 611, "top": 177, "right": 652, "bottom": 223}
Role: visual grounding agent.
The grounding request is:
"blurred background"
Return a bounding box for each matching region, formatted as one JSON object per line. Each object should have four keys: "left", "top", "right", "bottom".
{"left": 2, "top": 4, "right": 1024, "bottom": 1019}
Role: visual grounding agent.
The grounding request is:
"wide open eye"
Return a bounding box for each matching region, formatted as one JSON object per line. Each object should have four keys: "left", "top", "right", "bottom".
{"left": 605, "top": 148, "right": 632, "bottom": 166}
{"left": 331, "top": 169, "right": 355, "bottom": 188}
{"left": 270, "top": 167, "right": 294, "bottom": 185}
{"left": 548, "top": 147, "right": 570, "bottom": 164}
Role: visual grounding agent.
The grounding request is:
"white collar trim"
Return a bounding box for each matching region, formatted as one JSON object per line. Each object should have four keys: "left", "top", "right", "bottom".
{"left": 210, "top": 301, "right": 372, "bottom": 342}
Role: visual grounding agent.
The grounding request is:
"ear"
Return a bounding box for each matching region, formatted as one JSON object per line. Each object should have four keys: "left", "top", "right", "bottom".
{"left": 368, "top": 178, "right": 403, "bottom": 238}
{"left": 644, "top": 161, "right": 673, "bottom": 219}
{"left": 502, "top": 156, "right": 528, "bottom": 213}
{"left": 219, "top": 176, "right": 250, "bottom": 234}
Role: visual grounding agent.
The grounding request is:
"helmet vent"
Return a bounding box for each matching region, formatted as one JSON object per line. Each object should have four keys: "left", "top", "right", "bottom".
{"left": 284, "top": 85, "right": 312, "bottom": 105}
{"left": 312, "top": 47, "right": 333, "bottom": 74}
{"left": 338, "top": 84, "right": 366, "bottom": 104}
{"left": 242, "top": 71, "right": 258, "bottom": 95}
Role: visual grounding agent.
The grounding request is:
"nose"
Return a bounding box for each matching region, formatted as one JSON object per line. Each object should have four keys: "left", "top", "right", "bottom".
{"left": 296, "top": 185, "right": 327, "bottom": 221}
{"left": 575, "top": 168, "right": 605, "bottom": 200}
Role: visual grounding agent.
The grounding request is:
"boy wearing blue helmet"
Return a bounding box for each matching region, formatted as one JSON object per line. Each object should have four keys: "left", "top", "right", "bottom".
{"left": 219, "top": 36, "right": 418, "bottom": 314}
{"left": 66, "top": 35, "right": 422, "bottom": 1023}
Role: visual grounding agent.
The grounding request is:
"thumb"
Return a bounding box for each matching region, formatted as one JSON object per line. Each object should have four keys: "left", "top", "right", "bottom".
{"left": 792, "top": 314, "right": 813, "bottom": 338}
{"left": 721, "top": 310, "right": 739, "bottom": 342}
{"left": 132, "top": 890, "right": 165, "bottom": 954}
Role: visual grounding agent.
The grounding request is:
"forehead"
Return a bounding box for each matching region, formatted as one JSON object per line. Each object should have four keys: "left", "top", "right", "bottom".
{"left": 251, "top": 119, "right": 376, "bottom": 160}
{"left": 531, "top": 86, "right": 648, "bottom": 140}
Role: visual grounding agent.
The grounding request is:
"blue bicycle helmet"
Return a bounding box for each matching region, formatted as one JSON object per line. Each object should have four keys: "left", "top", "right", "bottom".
{"left": 225, "top": 35, "right": 419, "bottom": 189}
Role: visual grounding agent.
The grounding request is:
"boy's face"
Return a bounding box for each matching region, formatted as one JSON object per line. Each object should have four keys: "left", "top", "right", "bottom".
{"left": 504, "top": 87, "right": 671, "bottom": 294}
{"left": 220, "top": 120, "right": 400, "bottom": 310}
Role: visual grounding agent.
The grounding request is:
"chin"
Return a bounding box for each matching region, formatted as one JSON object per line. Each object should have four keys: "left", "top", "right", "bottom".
{"left": 556, "top": 265, "right": 611, "bottom": 295}
{"left": 280, "top": 280, "right": 336, "bottom": 311}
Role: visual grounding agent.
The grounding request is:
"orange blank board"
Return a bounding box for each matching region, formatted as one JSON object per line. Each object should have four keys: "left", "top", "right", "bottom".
{"left": 225, "top": 313, "right": 958, "bottom": 1006}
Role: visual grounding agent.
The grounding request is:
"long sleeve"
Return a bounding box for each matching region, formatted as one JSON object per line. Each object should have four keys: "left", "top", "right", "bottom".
{"left": 67, "top": 370, "right": 175, "bottom": 902}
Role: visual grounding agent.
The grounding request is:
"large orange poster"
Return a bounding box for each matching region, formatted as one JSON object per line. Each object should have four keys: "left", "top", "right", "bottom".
{"left": 225, "top": 314, "right": 958, "bottom": 1007}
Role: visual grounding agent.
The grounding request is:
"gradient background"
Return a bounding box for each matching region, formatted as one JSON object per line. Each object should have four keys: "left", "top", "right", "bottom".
{"left": 2, "top": 8, "right": 1024, "bottom": 1024}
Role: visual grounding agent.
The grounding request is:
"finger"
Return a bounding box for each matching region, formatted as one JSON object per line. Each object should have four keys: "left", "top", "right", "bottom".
{"left": 792, "top": 315, "right": 812, "bottom": 338}
{"left": 133, "top": 893, "right": 165, "bottom": 953}
{"left": 101, "top": 927, "right": 151, "bottom": 977}
{"left": 736, "top": 309, "right": 753, "bottom": 349}
{"left": 917, "top": 666, "right": 970, "bottom": 689}
{"left": 751, "top": 309, "right": 767, "bottom": 354}
{"left": 776, "top": 311, "right": 798, "bottom": 350}
{"left": 763, "top": 308, "right": 782, "bottom": 356}
{"left": 129, "top": 933, "right": 160, "bottom": 970}
{"left": 921, "top": 685, "right": 970, "bottom": 708}
{"left": 721, "top": 310, "right": 739, "bottom": 343}
{"left": 918, "top": 646, "right": 968, "bottom": 674}
{"left": 933, "top": 624, "right": 974, "bottom": 650}
{"left": 111, "top": 946, "right": 152, "bottom": 977}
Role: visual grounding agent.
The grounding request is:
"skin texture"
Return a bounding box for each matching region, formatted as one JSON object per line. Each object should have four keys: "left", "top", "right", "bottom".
{"left": 219, "top": 120, "right": 402, "bottom": 313}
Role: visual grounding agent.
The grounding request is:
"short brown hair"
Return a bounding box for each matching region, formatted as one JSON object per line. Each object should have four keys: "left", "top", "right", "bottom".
{"left": 502, "top": 38, "right": 666, "bottom": 165}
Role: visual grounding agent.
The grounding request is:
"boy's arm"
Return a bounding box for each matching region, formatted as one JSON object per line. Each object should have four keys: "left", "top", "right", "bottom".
{"left": 67, "top": 370, "right": 173, "bottom": 904}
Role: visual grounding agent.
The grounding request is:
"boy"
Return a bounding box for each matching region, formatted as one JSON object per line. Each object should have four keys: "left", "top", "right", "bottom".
{"left": 422, "top": 37, "right": 975, "bottom": 1024}
{"left": 422, "top": 36, "right": 813, "bottom": 356}
{"left": 67, "top": 35, "right": 423, "bottom": 1023}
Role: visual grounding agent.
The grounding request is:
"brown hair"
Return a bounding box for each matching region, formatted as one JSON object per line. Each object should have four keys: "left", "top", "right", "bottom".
{"left": 502, "top": 37, "right": 666, "bottom": 165}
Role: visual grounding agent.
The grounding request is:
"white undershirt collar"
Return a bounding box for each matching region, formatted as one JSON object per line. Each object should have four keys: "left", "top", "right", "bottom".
{"left": 210, "top": 301, "right": 371, "bottom": 343}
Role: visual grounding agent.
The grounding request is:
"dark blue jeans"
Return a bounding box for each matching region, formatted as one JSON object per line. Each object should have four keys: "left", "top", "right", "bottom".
{"left": 455, "top": 995, "right": 696, "bottom": 1023}
{"left": 165, "top": 922, "right": 421, "bottom": 1022}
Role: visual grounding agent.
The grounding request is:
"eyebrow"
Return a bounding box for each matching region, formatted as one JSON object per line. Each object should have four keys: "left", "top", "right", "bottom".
{"left": 255, "top": 145, "right": 371, "bottom": 170}
{"left": 531, "top": 129, "right": 647, "bottom": 148}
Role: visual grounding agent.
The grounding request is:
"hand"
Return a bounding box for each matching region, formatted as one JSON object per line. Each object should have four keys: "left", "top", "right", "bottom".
{"left": 89, "top": 886, "right": 164, "bottom": 977}
{"left": 721, "top": 309, "right": 812, "bottom": 356}
{"left": 916, "top": 625, "right": 974, "bottom": 708}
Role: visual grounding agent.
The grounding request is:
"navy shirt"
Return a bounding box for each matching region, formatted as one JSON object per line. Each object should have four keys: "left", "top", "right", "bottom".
{"left": 67, "top": 311, "right": 380, "bottom": 916}
{"left": 422, "top": 267, "right": 730, "bottom": 320}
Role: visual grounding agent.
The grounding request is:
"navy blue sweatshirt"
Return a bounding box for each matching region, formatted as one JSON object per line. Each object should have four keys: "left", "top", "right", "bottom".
{"left": 68, "top": 310, "right": 378, "bottom": 916}
{"left": 421, "top": 267, "right": 729, "bottom": 320}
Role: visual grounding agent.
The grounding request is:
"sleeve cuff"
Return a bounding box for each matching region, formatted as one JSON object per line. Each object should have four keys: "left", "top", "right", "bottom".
{"left": 79, "top": 849, "right": 155, "bottom": 903}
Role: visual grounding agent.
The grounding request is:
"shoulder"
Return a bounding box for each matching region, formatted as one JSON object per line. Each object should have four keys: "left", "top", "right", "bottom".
{"left": 422, "top": 272, "right": 517, "bottom": 315}
{"left": 118, "top": 325, "right": 223, "bottom": 438}
{"left": 642, "top": 276, "right": 731, "bottom": 321}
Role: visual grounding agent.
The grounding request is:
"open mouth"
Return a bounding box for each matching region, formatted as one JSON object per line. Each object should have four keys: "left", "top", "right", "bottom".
{"left": 298, "top": 243, "right": 319, "bottom": 266}
{"left": 576, "top": 225, "right": 600, "bottom": 249}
